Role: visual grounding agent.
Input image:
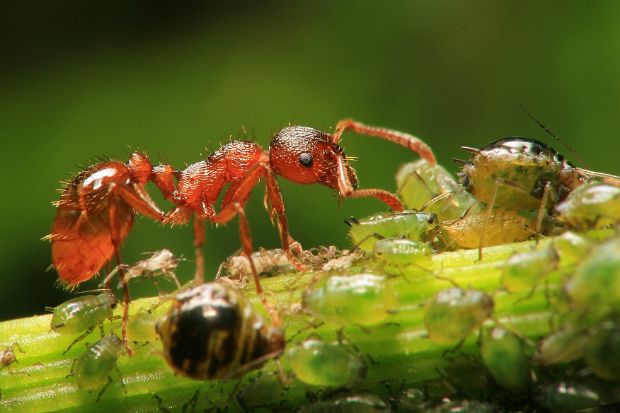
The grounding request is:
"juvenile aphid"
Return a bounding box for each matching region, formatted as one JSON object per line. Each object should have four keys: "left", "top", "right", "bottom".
{"left": 441, "top": 208, "right": 535, "bottom": 250}
{"left": 346, "top": 211, "right": 438, "bottom": 252}
{"left": 50, "top": 290, "right": 117, "bottom": 354}
{"left": 103, "top": 249, "right": 181, "bottom": 289}
{"left": 396, "top": 158, "right": 477, "bottom": 221}
{"left": 373, "top": 238, "right": 432, "bottom": 271}
{"left": 534, "top": 325, "right": 588, "bottom": 366}
{"left": 584, "top": 321, "right": 620, "bottom": 380}
{"left": 216, "top": 248, "right": 295, "bottom": 280}
{"left": 480, "top": 327, "right": 529, "bottom": 391}
{"left": 287, "top": 337, "right": 366, "bottom": 387}
{"left": 501, "top": 245, "right": 559, "bottom": 293}
{"left": 424, "top": 288, "right": 494, "bottom": 345}
{"left": 565, "top": 237, "right": 620, "bottom": 309}
{"left": 552, "top": 231, "right": 592, "bottom": 263}
{"left": 0, "top": 343, "right": 23, "bottom": 370}
{"left": 302, "top": 274, "right": 398, "bottom": 327}
{"left": 537, "top": 381, "right": 603, "bottom": 413}
{"left": 298, "top": 394, "right": 389, "bottom": 413}
{"left": 126, "top": 310, "right": 159, "bottom": 345}
{"left": 69, "top": 333, "right": 124, "bottom": 401}
{"left": 555, "top": 180, "right": 620, "bottom": 230}
{"left": 156, "top": 283, "right": 284, "bottom": 380}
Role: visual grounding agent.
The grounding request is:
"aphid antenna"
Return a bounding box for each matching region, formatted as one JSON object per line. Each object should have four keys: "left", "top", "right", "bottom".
{"left": 574, "top": 167, "right": 620, "bottom": 181}
{"left": 517, "top": 101, "right": 590, "bottom": 169}
{"left": 452, "top": 158, "right": 468, "bottom": 166}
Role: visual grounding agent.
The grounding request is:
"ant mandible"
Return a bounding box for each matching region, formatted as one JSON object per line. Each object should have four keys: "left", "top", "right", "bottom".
{"left": 48, "top": 119, "right": 434, "bottom": 329}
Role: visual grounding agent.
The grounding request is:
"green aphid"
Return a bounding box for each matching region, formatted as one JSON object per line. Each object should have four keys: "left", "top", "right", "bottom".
{"left": 566, "top": 237, "right": 620, "bottom": 309}
{"left": 501, "top": 245, "right": 558, "bottom": 293}
{"left": 427, "top": 400, "right": 498, "bottom": 413}
{"left": 459, "top": 137, "right": 580, "bottom": 211}
{"left": 298, "top": 394, "right": 389, "bottom": 413}
{"left": 287, "top": 338, "right": 365, "bottom": 387}
{"left": 534, "top": 325, "right": 588, "bottom": 366}
{"left": 555, "top": 181, "right": 620, "bottom": 230}
{"left": 585, "top": 322, "right": 620, "bottom": 380}
{"left": 126, "top": 311, "right": 158, "bottom": 344}
{"left": 537, "top": 381, "right": 603, "bottom": 413}
{"left": 347, "top": 211, "right": 438, "bottom": 252}
{"left": 302, "top": 274, "right": 398, "bottom": 327}
{"left": 480, "top": 327, "right": 529, "bottom": 391}
{"left": 424, "top": 288, "right": 494, "bottom": 345}
{"left": 236, "top": 371, "right": 286, "bottom": 411}
{"left": 396, "top": 159, "right": 476, "bottom": 221}
{"left": 373, "top": 238, "right": 432, "bottom": 270}
{"left": 552, "top": 231, "right": 593, "bottom": 263}
{"left": 69, "top": 333, "right": 124, "bottom": 401}
{"left": 50, "top": 290, "right": 117, "bottom": 354}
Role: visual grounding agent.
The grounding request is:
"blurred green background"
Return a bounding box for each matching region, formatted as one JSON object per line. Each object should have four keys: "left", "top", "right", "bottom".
{"left": 1, "top": 1, "right": 619, "bottom": 320}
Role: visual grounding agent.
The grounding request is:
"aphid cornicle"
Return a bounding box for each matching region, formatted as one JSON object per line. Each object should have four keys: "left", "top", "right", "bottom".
{"left": 50, "top": 290, "right": 117, "bottom": 354}
{"left": 156, "top": 283, "right": 284, "bottom": 380}
{"left": 69, "top": 333, "right": 123, "bottom": 401}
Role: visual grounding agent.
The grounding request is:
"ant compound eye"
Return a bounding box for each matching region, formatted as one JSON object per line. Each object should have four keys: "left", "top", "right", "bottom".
{"left": 299, "top": 152, "right": 313, "bottom": 168}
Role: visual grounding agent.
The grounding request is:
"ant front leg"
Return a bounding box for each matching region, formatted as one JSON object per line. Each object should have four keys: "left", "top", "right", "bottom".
{"left": 210, "top": 201, "right": 281, "bottom": 327}
{"left": 332, "top": 119, "right": 436, "bottom": 165}
{"left": 264, "top": 167, "right": 307, "bottom": 271}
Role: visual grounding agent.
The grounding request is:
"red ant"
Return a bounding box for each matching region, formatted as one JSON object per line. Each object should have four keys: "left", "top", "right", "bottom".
{"left": 48, "top": 119, "right": 435, "bottom": 331}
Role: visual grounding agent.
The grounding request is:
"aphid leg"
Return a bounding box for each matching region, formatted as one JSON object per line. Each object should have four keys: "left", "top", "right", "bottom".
{"left": 96, "top": 376, "right": 113, "bottom": 402}
{"left": 114, "top": 364, "right": 127, "bottom": 394}
{"left": 332, "top": 119, "right": 437, "bottom": 164}
{"left": 154, "top": 394, "right": 173, "bottom": 413}
{"left": 534, "top": 181, "right": 551, "bottom": 244}
{"left": 478, "top": 181, "right": 500, "bottom": 261}
{"left": 193, "top": 217, "right": 206, "bottom": 284}
{"left": 62, "top": 326, "right": 95, "bottom": 355}
{"left": 182, "top": 389, "right": 200, "bottom": 413}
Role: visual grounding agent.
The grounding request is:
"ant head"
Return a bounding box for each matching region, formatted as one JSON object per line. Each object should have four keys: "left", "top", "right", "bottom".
{"left": 127, "top": 152, "right": 153, "bottom": 184}
{"left": 269, "top": 126, "right": 358, "bottom": 194}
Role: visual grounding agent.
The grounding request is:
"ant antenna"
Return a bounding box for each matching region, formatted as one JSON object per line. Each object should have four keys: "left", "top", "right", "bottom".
{"left": 517, "top": 102, "right": 590, "bottom": 169}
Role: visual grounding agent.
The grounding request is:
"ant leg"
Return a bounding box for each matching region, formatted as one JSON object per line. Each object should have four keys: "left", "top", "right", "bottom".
{"left": 263, "top": 167, "right": 307, "bottom": 271}
{"left": 347, "top": 189, "right": 404, "bottom": 212}
{"left": 115, "top": 184, "right": 165, "bottom": 221}
{"left": 332, "top": 119, "right": 436, "bottom": 164}
{"left": 193, "top": 217, "right": 205, "bottom": 284}
{"left": 108, "top": 204, "right": 134, "bottom": 356}
{"left": 210, "top": 202, "right": 281, "bottom": 327}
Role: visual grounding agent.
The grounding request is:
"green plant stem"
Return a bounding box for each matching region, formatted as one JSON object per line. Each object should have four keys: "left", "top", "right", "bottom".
{"left": 0, "top": 236, "right": 598, "bottom": 412}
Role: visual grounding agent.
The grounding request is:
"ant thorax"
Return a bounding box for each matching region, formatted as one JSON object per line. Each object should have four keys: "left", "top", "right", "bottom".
{"left": 460, "top": 137, "right": 578, "bottom": 211}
